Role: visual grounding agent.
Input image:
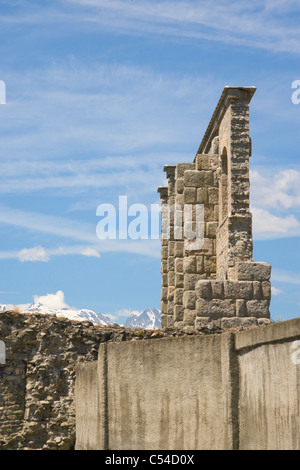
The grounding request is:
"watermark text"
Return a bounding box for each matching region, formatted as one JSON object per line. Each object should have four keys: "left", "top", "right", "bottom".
{"left": 0, "top": 80, "right": 6, "bottom": 104}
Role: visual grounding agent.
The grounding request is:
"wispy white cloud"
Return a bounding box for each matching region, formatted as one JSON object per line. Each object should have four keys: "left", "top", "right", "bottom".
{"left": 1, "top": 0, "right": 299, "bottom": 54}
{"left": 80, "top": 247, "right": 100, "bottom": 258}
{"left": 272, "top": 269, "right": 300, "bottom": 285}
{"left": 0, "top": 61, "right": 216, "bottom": 174}
{"left": 250, "top": 168, "right": 300, "bottom": 240}
{"left": 0, "top": 201, "right": 161, "bottom": 260}
{"left": 62, "top": 0, "right": 300, "bottom": 55}
{"left": 252, "top": 207, "right": 300, "bottom": 237}
{"left": 33, "top": 290, "right": 68, "bottom": 309}
{"left": 18, "top": 245, "right": 49, "bottom": 262}
{"left": 0, "top": 204, "right": 97, "bottom": 243}
{"left": 251, "top": 169, "right": 300, "bottom": 210}
{"left": 271, "top": 286, "right": 284, "bottom": 295}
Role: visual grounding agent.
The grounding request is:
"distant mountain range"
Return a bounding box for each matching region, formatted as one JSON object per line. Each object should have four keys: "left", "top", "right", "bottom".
{"left": 123, "top": 308, "right": 161, "bottom": 330}
{"left": 0, "top": 303, "right": 161, "bottom": 330}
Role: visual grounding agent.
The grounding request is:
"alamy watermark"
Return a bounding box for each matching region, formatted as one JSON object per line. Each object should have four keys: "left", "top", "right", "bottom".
{"left": 0, "top": 80, "right": 6, "bottom": 104}
{"left": 291, "top": 80, "right": 300, "bottom": 104}
{"left": 96, "top": 196, "right": 204, "bottom": 250}
{"left": 0, "top": 340, "right": 6, "bottom": 365}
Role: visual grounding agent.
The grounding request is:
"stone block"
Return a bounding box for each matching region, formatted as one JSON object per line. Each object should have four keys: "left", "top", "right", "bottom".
{"left": 208, "top": 187, "right": 218, "bottom": 205}
{"left": 183, "top": 256, "right": 196, "bottom": 274}
{"left": 200, "top": 238, "right": 214, "bottom": 255}
{"left": 211, "top": 281, "right": 223, "bottom": 299}
{"left": 160, "top": 301, "right": 168, "bottom": 314}
{"left": 204, "top": 205, "right": 216, "bottom": 222}
{"left": 175, "top": 258, "right": 183, "bottom": 273}
{"left": 161, "top": 246, "right": 168, "bottom": 260}
{"left": 174, "top": 241, "right": 184, "bottom": 257}
{"left": 167, "top": 257, "right": 174, "bottom": 271}
{"left": 236, "top": 299, "right": 247, "bottom": 317}
{"left": 261, "top": 281, "right": 271, "bottom": 300}
{"left": 252, "top": 281, "right": 262, "bottom": 299}
{"left": 197, "top": 188, "right": 208, "bottom": 204}
{"left": 174, "top": 305, "right": 184, "bottom": 321}
{"left": 183, "top": 309, "right": 196, "bottom": 326}
{"left": 199, "top": 171, "right": 214, "bottom": 187}
{"left": 184, "top": 170, "right": 202, "bottom": 187}
{"left": 168, "top": 241, "right": 175, "bottom": 257}
{"left": 204, "top": 256, "right": 216, "bottom": 274}
{"left": 230, "top": 261, "right": 271, "bottom": 281}
{"left": 161, "top": 260, "right": 167, "bottom": 274}
{"left": 194, "top": 317, "right": 211, "bottom": 329}
{"left": 195, "top": 280, "right": 212, "bottom": 299}
{"left": 175, "top": 273, "right": 184, "bottom": 288}
{"left": 161, "top": 287, "right": 168, "bottom": 301}
{"left": 176, "top": 194, "right": 184, "bottom": 206}
{"left": 196, "top": 255, "right": 204, "bottom": 274}
{"left": 184, "top": 187, "right": 197, "bottom": 204}
{"left": 176, "top": 162, "right": 195, "bottom": 178}
{"left": 168, "top": 271, "right": 175, "bottom": 286}
{"left": 167, "top": 286, "right": 175, "bottom": 301}
{"left": 162, "top": 274, "right": 168, "bottom": 287}
{"left": 166, "top": 315, "right": 175, "bottom": 327}
{"left": 206, "top": 221, "right": 218, "bottom": 238}
{"left": 183, "top": 290, "right": 196, "bottom": 310}
{"left": 214, "top": 205, "right": 219, "bottom": 222}
{"left": 246, "top": 300, "right": 270, "bottom": 318}
{"left": 221, "top": 316, "right": 258, "bottom": 329}
{"left": 195, "top": 154, "right": 210, "bottom": 171}
{"left": 224, "top": 281, "right": 253, "bottom": 299}
{"left": 174, "top": 288, "right": 184, "bottom": 305}
{"left": 167, "top": 302, "right": 174, "bottom": 315}
{"left": 187, "top": 273, "right": 206, "bottom": 291}
{"left": 196, "top": 298, "right": 235, "bottom": 319}
{"left": 175, "top": 178, "right": 184, "bottom": 194}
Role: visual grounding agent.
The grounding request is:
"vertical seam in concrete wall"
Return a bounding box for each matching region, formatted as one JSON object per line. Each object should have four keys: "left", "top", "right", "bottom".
{"left": 99, "top": 343, "right": 109, "bottom": 450}
{"left": 230, "top": 333, "right": 240, "bottom": 450}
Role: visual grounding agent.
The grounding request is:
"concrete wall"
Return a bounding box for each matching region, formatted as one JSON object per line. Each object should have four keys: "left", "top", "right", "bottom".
{"left": 75, "top": 318, "right": 300, "bottom": 450}
{"left": 236, "top": 319, "right": 300, "bottom": 450}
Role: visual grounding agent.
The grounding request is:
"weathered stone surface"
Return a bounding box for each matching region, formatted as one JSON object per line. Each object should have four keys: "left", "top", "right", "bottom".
{"left": 158, "top": 87, "right": 271, "bottom": 328}
{"left": 195, "top": 280, "right": 212, "bottom": 299}
{"left": 236, "top": 299, "right": 247, "bottom": 317}
{"left": 224, "top": 281, "right": 253, "bottom": 299}
{"left": 196, "top": 298, "right": 236, "bottom": 319}
{"left": 183, "top": 290, "right": 196, "bottom": 310}
{"left": 184, "top": 187, "right": 197, "bottom": 204}
{"left": 230, "top": 262, "right": 271, "bottom": 281}
{"left": 246, "top": 300, "right": 270, "bottom": 317}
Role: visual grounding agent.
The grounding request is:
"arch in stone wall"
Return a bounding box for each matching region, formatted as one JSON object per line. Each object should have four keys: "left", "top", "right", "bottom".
{"left": 220, "top": 146, "right": 228, "bottom": 222}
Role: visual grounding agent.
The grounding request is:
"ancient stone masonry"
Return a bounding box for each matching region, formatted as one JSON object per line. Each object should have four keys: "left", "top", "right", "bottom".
{"left": 158, "top": 87, "right": 271, "bottom": 328}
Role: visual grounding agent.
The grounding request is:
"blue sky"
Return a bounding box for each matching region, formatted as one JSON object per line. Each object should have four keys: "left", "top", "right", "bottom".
{"left": 0, "top": 0, "right": 299, "bottom": 324}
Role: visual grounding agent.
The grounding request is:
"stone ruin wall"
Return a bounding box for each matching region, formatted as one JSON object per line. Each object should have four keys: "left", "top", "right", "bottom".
{"left": 158, "top": 87, "right": 271, "bottom": 329}
{"left": 0, "top": 310, "right": 267, "bottom": 450}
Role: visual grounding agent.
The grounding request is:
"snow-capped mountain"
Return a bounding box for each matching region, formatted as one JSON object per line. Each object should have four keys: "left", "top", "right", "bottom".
{"left": 0, "top": 303, "right": 161, "bottom": 329}
{"left": 123, "top": 308, "right": 161, "bottom": 330}
{"left": 0, "top": 302, "right": 114, "bottom": 326}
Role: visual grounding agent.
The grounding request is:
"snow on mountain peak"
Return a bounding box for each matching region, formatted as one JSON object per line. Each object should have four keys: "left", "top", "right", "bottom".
{"left": 0, "top": 301, "right": 161, "bottom": 329}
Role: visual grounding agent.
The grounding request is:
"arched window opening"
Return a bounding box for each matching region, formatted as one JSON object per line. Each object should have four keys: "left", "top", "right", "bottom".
{"left": 221, "top": 148, "right": 228, "bottom": 221}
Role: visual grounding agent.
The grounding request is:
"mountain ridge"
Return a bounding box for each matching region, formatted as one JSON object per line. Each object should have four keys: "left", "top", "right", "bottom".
{"left": 0, "top": 303, "right": 161, "bottom": 330}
